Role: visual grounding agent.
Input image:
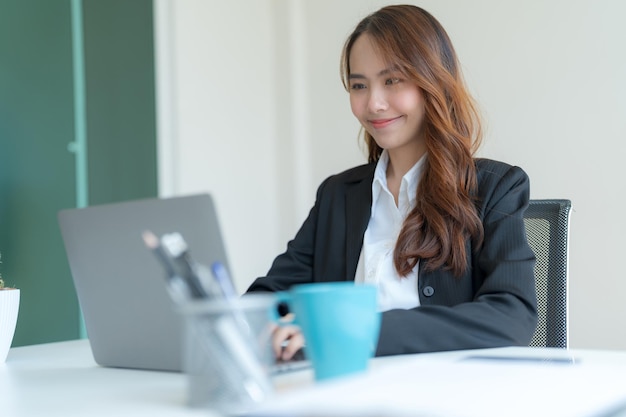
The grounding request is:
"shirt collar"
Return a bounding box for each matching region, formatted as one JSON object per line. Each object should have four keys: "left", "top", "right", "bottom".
{"left": 402, "top": 153, "right": 426, "bottom": 208}
{"left": 371, "top": 150, "right": 390, "bottom": 206}
{"left": 371, "top": 150, "right": 427, "bottom": 213}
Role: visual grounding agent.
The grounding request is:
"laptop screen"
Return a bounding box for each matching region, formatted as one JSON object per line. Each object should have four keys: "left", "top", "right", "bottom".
{"left": 58, "top": 193, "right": 230, "bottom": 372}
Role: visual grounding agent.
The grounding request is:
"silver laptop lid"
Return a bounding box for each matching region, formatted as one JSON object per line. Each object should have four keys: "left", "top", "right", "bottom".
{"left": 58, "top": 193, "right": 230, "bottom": 372}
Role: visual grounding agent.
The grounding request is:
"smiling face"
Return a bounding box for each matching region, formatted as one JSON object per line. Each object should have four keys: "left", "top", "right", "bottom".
{"left": 348, "top": 33, "right": 427, "bottom": 161}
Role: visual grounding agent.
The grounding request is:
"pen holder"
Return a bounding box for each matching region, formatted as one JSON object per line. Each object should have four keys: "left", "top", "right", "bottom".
{"left": 178, "top": 294, "right": 277, "bottom": 415}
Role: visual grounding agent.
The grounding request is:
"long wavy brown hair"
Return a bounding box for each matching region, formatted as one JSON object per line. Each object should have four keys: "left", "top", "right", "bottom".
{"left": 341, "top": 5, "right": 484, "bottom": 277}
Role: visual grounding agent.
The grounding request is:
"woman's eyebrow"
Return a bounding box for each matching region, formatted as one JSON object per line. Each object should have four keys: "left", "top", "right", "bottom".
{"left": 349, "top": 67, "right": 398, "bottom": 80}
{"left": 348, "top": 73, "right": 366, "bottom": 80}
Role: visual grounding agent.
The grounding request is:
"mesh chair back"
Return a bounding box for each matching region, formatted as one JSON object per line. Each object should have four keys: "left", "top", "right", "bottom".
{"left": 523, "top": 199, "right": 572, "bottom": 348}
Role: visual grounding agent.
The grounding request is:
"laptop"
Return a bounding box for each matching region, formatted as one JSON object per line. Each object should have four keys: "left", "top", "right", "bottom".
{"left": 58, "top": 193, "right": 230, "bottom": 372}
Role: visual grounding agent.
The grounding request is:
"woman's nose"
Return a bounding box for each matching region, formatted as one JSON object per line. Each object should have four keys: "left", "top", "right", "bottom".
{"left": 368, "top": 88, "right": 388, "bottom": 113}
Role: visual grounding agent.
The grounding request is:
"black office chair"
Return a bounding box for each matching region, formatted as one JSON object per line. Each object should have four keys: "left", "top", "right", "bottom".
{"left": 523, "top": 199, "right": 572, "bottom": 348}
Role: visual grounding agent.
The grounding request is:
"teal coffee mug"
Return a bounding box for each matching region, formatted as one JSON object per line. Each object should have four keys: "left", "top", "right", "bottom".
{"left": 278, "top": 282, "right": 381, "bottom": 381}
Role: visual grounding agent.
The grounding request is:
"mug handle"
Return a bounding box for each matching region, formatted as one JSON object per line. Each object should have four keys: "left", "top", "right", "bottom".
{"left": 273, "top": 291, "right": 296, "bottom": 325}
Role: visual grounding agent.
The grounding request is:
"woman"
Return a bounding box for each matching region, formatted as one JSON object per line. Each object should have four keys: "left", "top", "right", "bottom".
{"left": 247, "top": 4, "right": 537, "bottom": 359}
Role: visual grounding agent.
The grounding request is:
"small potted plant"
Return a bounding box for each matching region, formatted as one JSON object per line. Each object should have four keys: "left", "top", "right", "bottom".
{"left": 0, "top": 251, "right": 20, "bottom": 363}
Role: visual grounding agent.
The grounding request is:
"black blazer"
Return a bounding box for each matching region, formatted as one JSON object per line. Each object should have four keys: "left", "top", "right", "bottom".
{"left": 247, "top": 158, "right": 538, "bottom": 356}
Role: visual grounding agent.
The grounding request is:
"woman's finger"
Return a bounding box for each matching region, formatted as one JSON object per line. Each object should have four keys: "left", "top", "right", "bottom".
{"left": 271, "top": 325, "right": 304, "bottom": 360}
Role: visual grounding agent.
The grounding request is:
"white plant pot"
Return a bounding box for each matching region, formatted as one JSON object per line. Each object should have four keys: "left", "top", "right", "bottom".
{"left": 0, "top": 289, "right": 20, "bottom": 363}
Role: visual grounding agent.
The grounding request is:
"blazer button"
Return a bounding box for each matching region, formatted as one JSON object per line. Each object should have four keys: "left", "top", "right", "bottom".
{"left": 422, "top": 286, "right": 435, "bottom": 297}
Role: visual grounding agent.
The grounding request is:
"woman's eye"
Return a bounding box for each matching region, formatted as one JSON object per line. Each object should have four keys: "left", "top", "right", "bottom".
{"left": 385, "top": 77, "right": 401, "bottom": 85}
{"left": 350, "top": 83, "right": 366, "bottom": 90}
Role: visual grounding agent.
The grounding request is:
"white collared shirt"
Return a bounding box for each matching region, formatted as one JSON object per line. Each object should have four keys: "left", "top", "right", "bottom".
{"left": 354, "top": 150, "right": 426, "bottom": 311}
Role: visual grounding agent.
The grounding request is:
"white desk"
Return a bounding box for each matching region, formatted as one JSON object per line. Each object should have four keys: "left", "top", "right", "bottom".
{"left": 1, "top": 340, "right": 210, "bottom": 417}
{"left": 258, "top": 346, "right": 626, "bottom": 417}
{"left": 3, "top": 340, "right": 626, "bottom": 417}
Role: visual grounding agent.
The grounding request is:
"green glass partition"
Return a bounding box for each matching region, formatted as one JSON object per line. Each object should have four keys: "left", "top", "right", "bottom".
{"left": 0, "top": 0, "right": 157, "bottom": 347}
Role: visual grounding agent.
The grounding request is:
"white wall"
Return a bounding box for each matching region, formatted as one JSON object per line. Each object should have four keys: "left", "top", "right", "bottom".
{"left": 154, "top": 0, "right": 282, "bottom": 295}
{"left": 155, "top": 0, "right": 626, "bottom": 350}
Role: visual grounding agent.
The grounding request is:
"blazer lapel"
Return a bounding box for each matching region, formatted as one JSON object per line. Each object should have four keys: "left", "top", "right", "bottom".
{"left": 344, "top": 172, "right": 374, "bottom": 281}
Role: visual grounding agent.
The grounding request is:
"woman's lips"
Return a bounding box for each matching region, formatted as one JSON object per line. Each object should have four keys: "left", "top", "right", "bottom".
{"left": 369, "top": 116, "right": 401, "bottom": 129}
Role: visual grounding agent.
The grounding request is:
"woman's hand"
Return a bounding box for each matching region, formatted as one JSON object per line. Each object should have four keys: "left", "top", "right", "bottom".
{"left": 272, "top": 324, "right": 305, "bottom": 361}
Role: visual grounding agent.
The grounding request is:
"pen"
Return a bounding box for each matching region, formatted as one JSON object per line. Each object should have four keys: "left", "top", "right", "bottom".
{"left": 143, "top": 230, "right": 213, "bottom": 300}
{"left": 142, "top": 230, "right": 176, "bottom": 276}
{"left": 210, "top": 260, "right": 257, "bottom": 339}
{"left": 210, "top": 261, "right": 237, "bottom": 300}
{"left": 142, "top": 230, "right": 193, "bottom": 302}
{"left": 159, "top": 232, "right": 210, "bottom": 299}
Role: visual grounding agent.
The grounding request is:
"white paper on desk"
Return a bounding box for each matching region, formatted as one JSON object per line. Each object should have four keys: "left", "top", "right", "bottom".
{"left": 247, "top": 355, "right": 626, "bottom": 417}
